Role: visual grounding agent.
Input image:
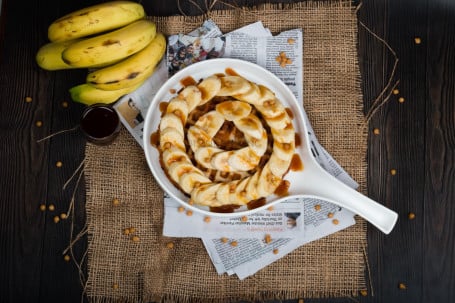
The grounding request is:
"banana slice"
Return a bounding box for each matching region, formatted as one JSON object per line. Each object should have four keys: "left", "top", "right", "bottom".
{"left": 257, "top": 84, "right": 276, "bottom": 104}
{"left": 159, "top": 127, "right": 185, "bottom": 150}
{"left": 233, "top": 114, "right": 264, "bottom": 139}
{"left": 194, "top": 146, "right": 224, "bottom": 169}
{"left": 167, "top": 160, "right": 196, "bottom": 185}
{"left": 227, "top": 147, "right": 260, "bottom": 171}
{"left": 245, "top": 170, "right": 261, "bottom": 201}
{"left": 162, "top": 147, "right": 191, "bottom": 168}
{"left": 197, "top": 75, "right": 221, "bottom": 104}
{"left": 191, "top": 183, "right": 222, "bottom": 206}
{"left": 273, "top": 141, "right": 295, "bottom": 162}
{"left": 264, "top": 111, "right": 292, "bottom": 130}
{"left": 231, "top": 177, "right": 249, "bottom": 205}
{"left": 234, "top": 82, "right": 261, "bottom": 104}
{"left": 179, "top": 171, "right": 211, "bottom": 194}
{"left": 215, "top": 100, "right": 251, "bottom": 121}
{"left": 187, "top": 125, "right": 214, "bottom": 151}
{"left": 255, "top": 98, "right": 286, "bottom": 119}
{"left": 166, "top": 98, "right": 189, "bottom": 125}
{"left": 159, "top": 113, "right": 184, "bottom": 137}
{"left": 268, "top": 152, "right": 291, "bottom": 177}
{"left": 211, "top": 150, "right": 235, "bottom": 172}
{"left": 212, "top": 170, "right": 250, "bottom": 183}
{"left": 216, "top": 181, "right": 237, "bottom": 205}
{"left": 178, "top": 85, "right": 202, "bottom": 112}
{"left": 244, "top": 130, "right": 268, "bottom": 156}
{"left": 256, "top": 163, "right": 282, "bottom": 197}
{"left": 271, "top": 123, "right": 295, "bottom": 143}
{"left": 217, "top": 76, "right": 252, "bottom": 96}
{"left": 194, "top": 110, "right": 225, "bottom": 137}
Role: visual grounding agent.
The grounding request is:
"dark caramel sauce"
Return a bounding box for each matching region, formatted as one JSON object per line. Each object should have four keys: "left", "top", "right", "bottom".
{"left": 290, "top": 153, "right": 303, "bottom": 171}
{"left": 180, "top": 76, "right": 197, "bottom": 87}
{"left": 225, "top": 67, "right": 239, "bottom": 76}
{"left": 159, "top": 101, "right": 169, "bottom": 113}
{"left": 210, "top": 205, "right": 241, "bottom": 213}
{"left": 294, "top": 133, "right": 301, "bottom": 147}
{"left": 247, "top": 198, "right": 266, "bottom": 210}
{"left": 274, "top": 180, "right": 290, "bottom": 197}
{"left": 150, "top": 131, "right": 159, "bottom": 148}
{"left": 214, "top": 73, "right": 225, "bottom": 77}
{"left": 285, "top": 107, "right": 294, "bottom": 119}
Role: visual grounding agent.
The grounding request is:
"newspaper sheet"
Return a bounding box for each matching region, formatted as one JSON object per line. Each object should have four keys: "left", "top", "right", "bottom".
{"left": 114, "top": 20, "right": 358, "bottom": 279}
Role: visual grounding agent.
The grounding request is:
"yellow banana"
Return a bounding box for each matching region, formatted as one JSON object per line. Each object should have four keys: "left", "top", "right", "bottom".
{"left": 48, "top": 1, "right": 145, "bottom": 42}
{"left": 35, "top": 39, "right": 125, "bottom": 71}
{"left": 62, "top": 20, "right": 157, "bottom": 68}
{"left": 86, "top": 32, "right": 166, "bottom": 91}
{"left": 36, "top": 39, "right": 81, "bottom": 70}
{"left": 69, "top": 81, "right": 143, "bottom": 105}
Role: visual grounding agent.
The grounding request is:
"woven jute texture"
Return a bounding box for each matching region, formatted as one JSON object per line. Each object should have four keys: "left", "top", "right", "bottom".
{"left": 83, "top": 1, "right": 367, "bottom": 302}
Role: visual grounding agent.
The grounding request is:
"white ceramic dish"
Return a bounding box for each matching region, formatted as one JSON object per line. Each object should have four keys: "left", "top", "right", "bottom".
{"left": 143, "top": 58, "right": 398, "bottom": 234}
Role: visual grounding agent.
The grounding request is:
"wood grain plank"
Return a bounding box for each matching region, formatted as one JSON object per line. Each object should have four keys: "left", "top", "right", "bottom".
{"left": 359, "top": 0, "right": 427, "bottom": 302}
{"left": 0, "top": 0, "right": 54, "bottom": 300}
{"left": 424, "top": 0, "right": 455, "bottom": 302}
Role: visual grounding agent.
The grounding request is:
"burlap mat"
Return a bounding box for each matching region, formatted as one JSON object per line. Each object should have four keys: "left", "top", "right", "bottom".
{"left": 83, "top": 1, "right": 367, "bottom": 302}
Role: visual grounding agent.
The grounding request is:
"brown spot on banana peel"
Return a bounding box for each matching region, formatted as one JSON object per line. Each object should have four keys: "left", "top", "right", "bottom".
{"left": 127, "top": 72, "right": 140, "bottom": 79}
{"left": 88, "top": 72, "right": 141, "bottom": 85}
{"left": 102, "top": 39, "right": 121, "bottom": 46}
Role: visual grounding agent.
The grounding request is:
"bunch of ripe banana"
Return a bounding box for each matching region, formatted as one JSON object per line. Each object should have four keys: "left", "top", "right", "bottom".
{"left": 35, "top": 1, "right": 166, "bottom": 105}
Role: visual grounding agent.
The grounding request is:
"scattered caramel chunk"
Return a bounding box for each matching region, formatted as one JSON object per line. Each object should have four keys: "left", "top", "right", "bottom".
{"left": 398, "top": 282, "right": 407, "bottom": 290}
{"left": 25, "top": 96, "right": 33, "bottom": 103}
{"left": 48, "top": 204, "right": 55, "bottom": 211}
{"left": 408, "top": 212, "right": 416, "bottom": 220}
{"left": 314, "top": 204, "right": 321, "bottom": 211}
{"left": 35, "top": 121, "right": 43, "bottom": 127}
{"left": 53, "top": 216, "right": 60, "bottom": 223}
{"left": 63, "top": 255, "right": 71, "bottom": 262}
{"left": 60, "top": 213, "right": 67, "bottom": 220}
{"left": 327, "top": 212, "right": 334, "bottom": 218}
{"left": 287, "top": 38, "right": 296, "bottom": 44}
{"left": 390, "top": 169, "right": 397, "bottom": 176}
{"left": 266, "top": 206, "right": 274, "bottom": 211}
{"left": 123, "top": 228, "right": 131, "bottom": 235}
{"left": 241, "top": 216, "right": 248, "bottom": 222}
{"left": 178, "top": 206, "right": 185, "bottom": 213}
{"left": 273, "top": 248, "right": 279, "bottom": 255}
{"left": 275, "top": 51, "right": 292, "bottom": 68}
{"left": 393, "top": 89, "right": 399, "bottom": 95}
{"left": 220, "top": 237, "right": 228, "bottom": 243}
{"left": 360, "top": 289, "right": 368, "bottom": 296}
{"left": 166, "top": 242, "right": 175, "bottom": 249}
{"left": 373, "top": 128, "right": 380, "bottom": 135}
{"left": 56, "top": 161, "right": 63, "bottom": 168}
{"left": 230, "top": 240, "right": 238, "bottom": 247}
{"left": 113, "top": 283, "right": 119, "bottom": 290}
{"left": 264, "top": 234, "right": 272, "bottom": 244}
{"left": 204, "top": 216, "right": 211, "bottom": 223}
{"left": 414, "top": 37, "right": 421, "bottom": 44}
{"left": 39, "top": 204, "right": 46, "bottom": 211}
{"left": 61, "top": 101, "right": 69, "bottom": 108}
{"left": 112, "top": 198, "right": 120, "bottom": 206}
{"left": 332, "top": 219, "right": 339, "bottom": 225}
{"left": 186, "top": 210, "right": 193, "bottom": 216}
{"left": 398, "top": 97, "right": 405, "bottom": 103}
{"left": 131, "top": 235, "right": 140, "bottom": 242}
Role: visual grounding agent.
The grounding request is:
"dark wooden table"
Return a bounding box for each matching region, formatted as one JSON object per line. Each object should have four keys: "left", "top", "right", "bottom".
{"left": 1, "top": 0, "right": 454, "bottom": 302}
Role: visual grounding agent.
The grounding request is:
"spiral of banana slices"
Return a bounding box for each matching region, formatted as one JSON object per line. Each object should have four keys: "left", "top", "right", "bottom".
{"left": 159, "top": 74, "right": 295, "bottom": 207}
